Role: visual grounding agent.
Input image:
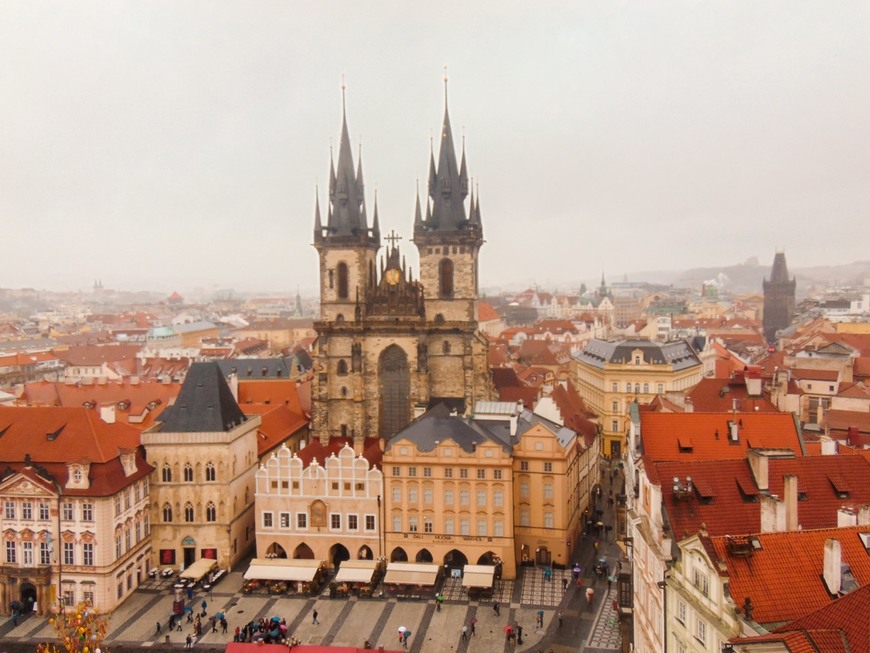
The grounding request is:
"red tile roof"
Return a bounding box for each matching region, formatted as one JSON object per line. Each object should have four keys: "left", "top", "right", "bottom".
{"left": 640, "top": 412, "right": 804, "bottom": 462}
{"left": 791, "top": 368, "right": 840, "bottom": 382}
{"left": 686, "top": 378, "right": 779, "bottom": 413}
{"left": 239, "top": 404, "right": 309, "bottom": 457}
{"left": 57, "top": 344, "right": 142, "bottom": 366}
{"left": 0, "top": 406, "right": 152, "bottom": 495}
{"left": 18, "top": 380, "right": 181, "bottom": 428}
{"left": 477, "top": 301, "right": 501, "bottom": 322}
{"left": 656, "top": 455, "right": 870, "bottom": 540}
{"left": 709, "top": 526, "right": 870, "bottom": 626}
{"left": 294, "top": 437, "right": 382, "bottom": 469}
{"left": 765, "top": 584, "right": 870, "bottom": 653}
{"left": 237, "top": 379, "right": 304, "bottom": 415}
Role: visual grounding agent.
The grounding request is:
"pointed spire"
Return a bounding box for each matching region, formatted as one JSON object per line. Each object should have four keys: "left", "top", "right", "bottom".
{"left": 427, "top": 135, "right": 436, "bottom": 197}
{"left": 356, "top": 141, "right": 365, "bottom": 196}
{"left": 469, "top": 182, "right": 481, "bottom": 227}
{"left": 459, "top": 133, "right": 468, "bottom": 198}
{"left": 372, "top": 189, "right": 380, "bottom": 238}
{"left": 322, "top": 79, "right": 370, "bottom": 240}
{"left": 414, "top": 180, "right": 423, "bottom": 228}
{"left": 314, "top": 187, "right": 323, "bottom": 235}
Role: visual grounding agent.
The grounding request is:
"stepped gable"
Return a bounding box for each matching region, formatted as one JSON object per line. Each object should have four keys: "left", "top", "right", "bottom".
{"left": 158, "top": 362, "right": 246, "bottom": 433}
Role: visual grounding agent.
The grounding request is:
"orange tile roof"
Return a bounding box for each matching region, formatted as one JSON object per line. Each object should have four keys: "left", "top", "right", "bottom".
{"left": 709, "top": 527, "right": 870, "bottom": 625}
{"left": 477, "top": 301, "right": 501, "bottom": 322}
{"left": 57, "top": 344, "right": 142, "bottom": 366}
{"left": 239, "top": 404, "right": 309, "bottom": 457}
{"left": 0, "top": 405, "right": 152, "bottom": 495}
{"left": 640, "top": 412, "right": 804, "bottom": 462}
{"left": 237, "top": 379, "right": 304, "bottom": 414}
{"left": 17, "top": 380, "right": 181, "bottom": 429}
{"left": 686, "top": 378, "right": 779, "bottom": 413}
{"left": 656, "top": 455, "right": 870, "bottom": 540}
{"left": 767, "top": 584, "right": 870, "bottom": 653}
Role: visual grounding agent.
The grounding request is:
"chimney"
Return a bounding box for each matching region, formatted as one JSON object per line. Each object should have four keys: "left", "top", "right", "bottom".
{"left": 509, "top": 414, "right": 518, "bottom": 436}
{"left": 823, "top": 539, "right": 842, "bottom": 595}
{"left": 729, "top": 420, "right": 739, "bottom": 442}
{"left": 227, "top": 372, "right": 238, "bottom": 401}
{"left": 859, "top": 505, "right": 870, "bottom": 525}
{"left": 747, "top": 450, "right": 769, "bottom": 491}
{"left": 784, "top": 475, "right": 798, "bottom": 531}
{"left": 99, "top": 403, "right": 116, "bottom": 424}
{"left": 684, "top": 396, "right": 693, "bottom": 413}
{"left": 819, "top": 436, "right": 838, "bottom": 455}
{"left": 760, "top": 494, "right": 785, "bottom": 532}
{"left": 837, "top": 507, "right": 857, "bottom": 527}
{"left": 745, "top": 372, "right": 762, "bottom": 397}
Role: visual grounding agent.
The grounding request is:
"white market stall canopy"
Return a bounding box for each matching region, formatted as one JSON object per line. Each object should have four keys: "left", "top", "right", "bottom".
{"left": 461, "top": 565, "right": 496, "bottom": 588}
{"left": 244, "top": 558, "right": 325, "bottom": 582}
{"left": 383, "top": 562, "right": 440, "bottom": 586}
{"left": 180, "top": 558, "right": 218, "bottom": 581}
{"left": 334, "top": 560, "right": 379, "bottom": 584}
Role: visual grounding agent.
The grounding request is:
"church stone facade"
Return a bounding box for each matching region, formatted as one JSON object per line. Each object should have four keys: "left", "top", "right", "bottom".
{"left": 311, "top": 90, "right": 492, "bottom": 444}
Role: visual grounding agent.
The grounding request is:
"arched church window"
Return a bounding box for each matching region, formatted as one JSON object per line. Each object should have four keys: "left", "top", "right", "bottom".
{"left": 443, "top": 341, "right": 451, "bottom": 354}
{"left": 205, "top": 462, "right": 215, "bottom": 482}
{"left": 337, "top": 359, "right": 348, "bottom": 375}
{"left": 337, "top": 262, "right": 349, "bottom": 299}
{"left": 434, "top": 314, "right": 445, "bottom": 324}
{"left": 183, "top": 464, "right": 193, "bottom": 482}
{"left": 161, "top": 465, "right": 172, "bottom": 483}
{"left": 184, "top": 502, "right": 194, "bottom": 523}
{"left": 162, "top": 504, "right": 173, "bottom": 522}
{"left": 439, "top": 259, "right": 454, "bottom": 298}
{"left": 336, "top": 314, "right": 345, "bottom": 323}
{"left": 206, "top": 502, "right": 216, "bottom": 522}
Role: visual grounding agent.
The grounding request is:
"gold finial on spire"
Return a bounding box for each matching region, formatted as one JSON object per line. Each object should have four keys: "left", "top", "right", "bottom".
{"left": 341, "top": 74, "right": 347, "bottom": 113}
{"left": 443, "top": 65, "right": 448, "bottom": 105}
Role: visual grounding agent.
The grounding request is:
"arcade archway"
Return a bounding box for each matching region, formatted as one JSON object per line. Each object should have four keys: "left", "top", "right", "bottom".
{"left": 390, "top": 547, "right": 408, "bottom": 562}
{"left": 330, "top": 543, "right": 350, "bottom": 568}
{"left": 293, "top": 543, "right": 314, "bottom": 559}
{"left": 443, "top": 549, "right": 468, "bottom": 570}
{"left": 415, "top": 548, "right": 433, "bottom": 563}
{"left": 358, "top": 545, "right": 373, "bottom": 560}
{"left": 266, "top": 542, "right": 287, "bottom": 558}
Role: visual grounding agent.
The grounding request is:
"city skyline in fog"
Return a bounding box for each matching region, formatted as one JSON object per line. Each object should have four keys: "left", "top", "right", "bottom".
{"left": 1, "top": 2, "right": 868, "bottom": 295}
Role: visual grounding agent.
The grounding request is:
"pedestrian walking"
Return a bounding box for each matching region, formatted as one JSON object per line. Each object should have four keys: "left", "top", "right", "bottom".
{"left": 537, "top": 609, "right": 544, "bottom": 628}
{"left": 493, "top": 601, "right": 500, "bottom": 616}
{"left": 312, "top": 609, "right": 319, "bottom": 625}
{"left": 577, "top": 577, "right": 583, "bottom": 590}
{"left": 516, "top": 624, "right": 524, "bottom": 645}
{"left": 156, "top": 621, "right": 162, "bottom": 635}
{"left": 586, "top": 586, "right": 595, "bottom": 608}
{"left": 470, "top": 618, "right": 477, "bottom": 636}
{"left": 461, "top": 625, "right": 468, "bottom": 640}
{"left": 562, "top": 576, "right": 568, "bottom": 590}
{"left": 403, "top": 631, "right": 410, "bottom": 647}
{"left": 221, "top": 617, "right": 228, "bottom": 634}
{"left": 558, "top": 611, "right": 563, "bottom": 627}
{"left": 185, "top": 634, "right": 192, "bottom": 649}
{"left": 201, "top": 599, "right": 207, "bottom": 615}
{"left": 608, "top": 574, "right": 614, "bottom": 591}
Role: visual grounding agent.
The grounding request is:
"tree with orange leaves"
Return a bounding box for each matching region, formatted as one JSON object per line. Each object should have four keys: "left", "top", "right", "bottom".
{"left": 37, "top": 602, "right": 110, "bottom": 653}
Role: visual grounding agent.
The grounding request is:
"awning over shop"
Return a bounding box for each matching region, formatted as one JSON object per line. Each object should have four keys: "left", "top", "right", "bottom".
{"left": 334, "top": 560, "right": 379, "bottom": 584}
{"left": 461, "top": 564, "right": 496, "bottom": 588}
{"left": 383, "top": 562, "right": 440, "bottom": 586}
{"left": 180, "top": 558, "right": 218, "bottom": 581}
{"left": 243, "top": 558, "right": 325, "bottom": 582}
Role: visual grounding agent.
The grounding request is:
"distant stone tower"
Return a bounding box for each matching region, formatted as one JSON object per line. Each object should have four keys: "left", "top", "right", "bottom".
{"left": 763, "top": 252, "right": 796, "bottom": 344}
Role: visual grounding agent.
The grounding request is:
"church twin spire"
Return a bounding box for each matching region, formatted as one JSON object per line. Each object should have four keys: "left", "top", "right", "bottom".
{"left": 314, "top": 84, "right": 379, "bottom": 246}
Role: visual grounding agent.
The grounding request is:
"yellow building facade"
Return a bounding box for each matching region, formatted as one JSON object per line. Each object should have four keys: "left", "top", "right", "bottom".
{"left": 573, "top": 339, "right": 702, "bottom": 458}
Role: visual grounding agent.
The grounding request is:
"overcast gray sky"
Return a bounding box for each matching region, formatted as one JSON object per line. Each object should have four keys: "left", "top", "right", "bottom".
{"left": 2, "top": 1, "right": 868, "bottom": 295}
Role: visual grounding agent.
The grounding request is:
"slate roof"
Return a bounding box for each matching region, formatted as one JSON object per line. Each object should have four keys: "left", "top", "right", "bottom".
{"left": 387, "top": 403, "right": 506, "bottom": 454}
{"left": 216, "top": 357, "right": 301, "bottom": 379}
{"left": 639, "top": 412, "right": 804, "bottom": 462}
{"left": 708, "top": 526, "right": 870, "bottom": 626}
{"left": 157, "top": 362, "right": 247, "bottom": 433}
{"left": 574, "top": 338, "right": 700, "bottom": 371}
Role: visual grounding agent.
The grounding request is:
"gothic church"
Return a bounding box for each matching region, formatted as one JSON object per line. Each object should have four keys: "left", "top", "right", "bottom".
{"left": 310, "top": 87, "right": 492, "bottom": 444}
